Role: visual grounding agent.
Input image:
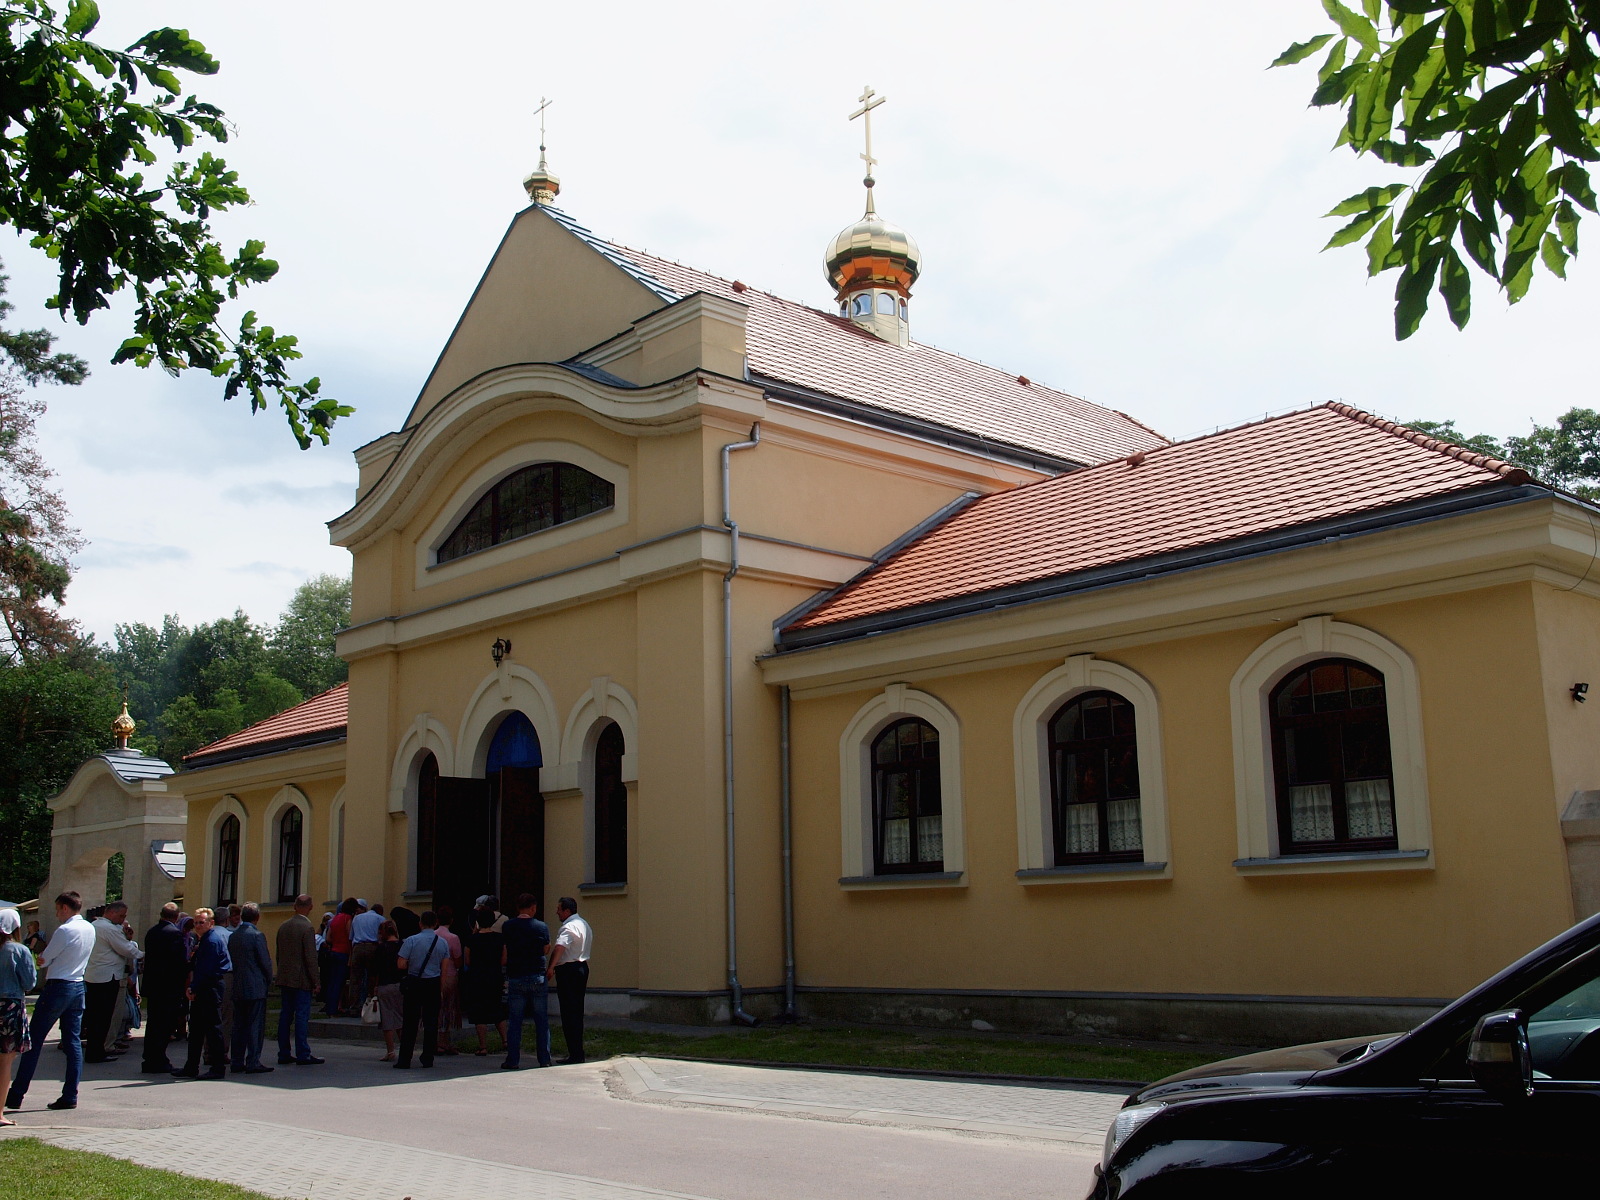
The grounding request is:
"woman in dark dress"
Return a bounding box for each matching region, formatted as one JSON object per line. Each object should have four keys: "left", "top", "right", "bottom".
{"left": 463, "top": 906, "right": 507, "bottom": 1056}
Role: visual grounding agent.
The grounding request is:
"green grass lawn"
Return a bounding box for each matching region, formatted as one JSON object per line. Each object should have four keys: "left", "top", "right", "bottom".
{"left": 0, "top": 1140, "right": 278, "bottom": 1200}
{"left": 454, "top": 1022, "right": 1221, "bottom": 1083}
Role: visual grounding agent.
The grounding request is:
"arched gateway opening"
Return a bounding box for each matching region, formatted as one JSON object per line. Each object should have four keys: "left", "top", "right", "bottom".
{"left": 431, "top": 712, "right": 545, "bottom": 937}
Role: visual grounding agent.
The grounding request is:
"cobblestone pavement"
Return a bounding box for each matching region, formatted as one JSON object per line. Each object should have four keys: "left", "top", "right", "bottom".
{"left": 613, "top": 1057, "right": 1129, "bottom": 1147}
{"left": 36, "top": 1119, "right": 720, "bottom": 1200}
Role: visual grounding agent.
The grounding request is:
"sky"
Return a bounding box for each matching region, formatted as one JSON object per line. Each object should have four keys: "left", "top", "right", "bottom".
{"left": 5, "top": 1, "right": 1595, "bottom": 645}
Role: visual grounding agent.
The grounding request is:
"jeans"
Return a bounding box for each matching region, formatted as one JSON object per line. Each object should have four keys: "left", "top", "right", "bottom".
{"left": 277, "top": 986, "right": 313, "bottom": 1062}
{"left": 397, "top": 977, "right": 441, "bottom": 1067}
{"left": 231, "top": 996, "right": 267, "bottom": 1070}
{"left": 322, "top": 951, "right": 349, "bottom": 1014}
{"left": 8, "top": 979, "right": 85, "bottom": 1104}
{"left": 503, "top": 974, "right": 550, "bottom": 1067}
{"left": 555, "top": 960, "right": 588, "bottom": 1062}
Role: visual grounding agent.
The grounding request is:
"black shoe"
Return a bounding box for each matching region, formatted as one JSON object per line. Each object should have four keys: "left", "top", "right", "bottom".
{"left": 199, "top": 1070, "right": 227, "bottom": 1080}
{"left": 5, "top": 1091, "right": 21, "bottom": 1110}
{"left": 392, "top": 1061, "right": 409, "bottom": 1069}
{"left": 294, "top": 1056, "right": 325, "bottom": 1065}
{"left": 170, "top": 1068, "right": 199, "bottom": 1078}
{"left": 420, "top": 1060, "right": 435, "bottom": 1068}
{"left": 499, "top": 1061, "right": 521, "bottom": 1070}
{"left": 277, "top": 1056, "right": 295, "bottom": 1065}
{"left": 140, "top": 1063, "right": 172, "bottom": 1074}
{"left": 47, "top": 1097, "right": 77, "bottom": 1110}
{"left": 244, "top": 1065, "right": 275, "bottom": 1074}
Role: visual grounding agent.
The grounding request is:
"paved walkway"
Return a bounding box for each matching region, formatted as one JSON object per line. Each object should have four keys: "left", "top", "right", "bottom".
{"left": 38, "top": 1119, "right": 719, "bottom": 1200}
{"left": 612, "top": 1057, "right": 1127, "bottom": 1148}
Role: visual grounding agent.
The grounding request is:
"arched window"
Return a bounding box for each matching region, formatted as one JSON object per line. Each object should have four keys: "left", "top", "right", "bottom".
{"left": 415, "top": 752, "right": 439, "bottom": 892}
{"left": 277, "top": 806, "right": 304, "bottom": 902}
{"left": 851, "top": 293, "right": 873, "bottom": 318}
{"left": 216, "top": 814, "right": 240, "bottom": 906}
{"left": 872, "top": 718, "right": 943, "bottom": 873}
{"left": 1269, "top": 658, "right": 1397, "bottom": 855}
{"left": 1048, "top": 691, "right": 1143, "bottom": 864}
{"left": 876, "top": 292, "right": 897, "bottom": 314}
{"left": 594, "top": 722, "right": 627, "bottom": 884}
{"left": 437, "top": 462, "right": 613, "bottom": 563}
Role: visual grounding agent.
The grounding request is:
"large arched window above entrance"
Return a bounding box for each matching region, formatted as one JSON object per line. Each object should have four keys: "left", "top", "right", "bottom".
{"left": 415, "top": 752, "right": 439, "bottom": 893}
{"left": 276, "top": 806, "right": 303, "bottom": 902}
{"left": 216, "top": 814, "right": 240, "bottom": 907}
{"left": 872, "top": 718, "right": 944, "bottom": 874}
{"left": 436, "top": 462, "right": 613, "bottom": 564}
{"left": 1269, "top": 659, "right": 1397, "bottom": 855}
{"left": 593, "top": 721, "right": 627, "bottom": 885}
{"left": 1049, "top": 691, "right": 1143, "bottom": 864}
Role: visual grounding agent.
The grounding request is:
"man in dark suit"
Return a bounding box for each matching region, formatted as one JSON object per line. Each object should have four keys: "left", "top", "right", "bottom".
{"left": 140, "top": 903, "right": 187, "bottom": 1074}
{"left": 173, "top": 908, "right": 231, "bottom": 1079}
{"left": 228, "top": 903, "right": 275, "bottom": 1074}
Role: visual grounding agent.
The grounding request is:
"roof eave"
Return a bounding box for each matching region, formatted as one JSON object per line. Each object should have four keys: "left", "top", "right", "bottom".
{"left": 775, "top": 481, "right": 1548, "bottom": 652}
{"left": 182, "top": 728, "right": 348, "bottom": 772}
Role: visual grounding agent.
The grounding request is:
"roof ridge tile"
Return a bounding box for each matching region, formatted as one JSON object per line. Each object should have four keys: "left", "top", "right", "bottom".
{"left": 1325, "top": 401, "right": 1531, "bottom": 484}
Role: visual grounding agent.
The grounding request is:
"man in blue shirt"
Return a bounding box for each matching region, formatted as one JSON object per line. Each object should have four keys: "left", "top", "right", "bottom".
{"left": 228, "top": 904, "right": 275, "bottom": 1075}
{"left": 173, "top": 908, "right": 232, "bottom": 1080}
{"left": 394, "top": 911, "right": 449, "bottom": 1069}
{"left": 499, "top": 893, "right": 550, "bottom": 1070}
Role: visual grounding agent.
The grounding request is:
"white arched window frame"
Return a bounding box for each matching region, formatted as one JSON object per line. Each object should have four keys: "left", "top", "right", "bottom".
{"left": 416, "top": 440, "right": 629, "bottom": 588}
{"left": 838, "top": 683, "right": 965, "bottom": 889}
{"left": 205, "top": 795, "right": 249, "bottom": 909}
{"left": 261, "top": 785, "right": 311, "bottom": 903}
{"left": 457, "top": 663, "right": 561, "bottom": 779}
{"left": 1013, "top": 655, "right": 1172, "bottom": 884}
{"left": 1231, "top": 616, "right": 1432, "bottom": 875}
{"left": 557, "top": 678, "right": 639, "bottom": 891}
{"left": 327, "top": 786, "right": 347, "bottom": 902}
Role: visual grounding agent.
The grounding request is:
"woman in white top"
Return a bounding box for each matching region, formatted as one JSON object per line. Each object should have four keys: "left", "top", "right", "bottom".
{"left": 0, "top": 908, "right": 39, "bottom": 1126}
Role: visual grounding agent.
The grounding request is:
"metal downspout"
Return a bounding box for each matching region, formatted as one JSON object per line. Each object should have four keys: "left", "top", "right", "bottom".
{"left": 781, "top": 683, "right": 797, "bottom": 1020}
{"left": 722, "top": 423, "right": 761, "bottom": 1026}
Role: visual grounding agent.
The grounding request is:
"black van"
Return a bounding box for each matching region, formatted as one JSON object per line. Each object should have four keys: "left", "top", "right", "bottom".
{"left": 1092, "top": 912, "right": 1600, "bottom": 1196}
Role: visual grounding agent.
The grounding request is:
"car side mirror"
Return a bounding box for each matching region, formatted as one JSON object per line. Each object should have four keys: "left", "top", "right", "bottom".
{"left": 1469, "top": 1009, "right": 1533, "bottom": 1104}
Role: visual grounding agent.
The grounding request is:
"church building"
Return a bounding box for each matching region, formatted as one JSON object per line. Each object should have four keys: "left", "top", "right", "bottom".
{"left": 45, "top": 98, "right": 1600, "bottom": 1044}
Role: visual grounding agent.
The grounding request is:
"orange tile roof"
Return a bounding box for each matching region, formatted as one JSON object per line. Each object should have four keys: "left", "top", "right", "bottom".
{"left": 783, "top": 404, "right": 1532, "bottom": 638}
{"left": 605, "top": 245, "right": 1167, "bottom": 467}
{"left": 184, "top": 684, "right": 348, "bottom": 766}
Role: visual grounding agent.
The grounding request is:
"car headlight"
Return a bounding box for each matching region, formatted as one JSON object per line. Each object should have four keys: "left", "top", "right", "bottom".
{"left": 1103, "top": 1102, "right": 1166, "bottom": 1164}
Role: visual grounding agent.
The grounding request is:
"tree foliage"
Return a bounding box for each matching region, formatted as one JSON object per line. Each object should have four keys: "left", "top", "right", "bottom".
{"left": 1276, "top": 1, "right": 1600, "bottom": 337}
{"left": 0, "top": 1, "right": 351, "bottom": 446}
{"left": 267, "top": 573, "right": 351, "bottom": 697}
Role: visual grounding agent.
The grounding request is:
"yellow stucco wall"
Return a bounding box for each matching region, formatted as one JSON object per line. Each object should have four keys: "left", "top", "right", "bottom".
{"left": 788, "top": 582, "right": 1579, "bottom": 1003}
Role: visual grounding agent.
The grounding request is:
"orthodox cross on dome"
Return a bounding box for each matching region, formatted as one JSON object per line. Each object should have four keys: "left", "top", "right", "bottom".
{"left": 849, "top": 85, "right": 886, "bottom": 215}
{"left": 523, "top": 95, "right": 561, "bottom": 206}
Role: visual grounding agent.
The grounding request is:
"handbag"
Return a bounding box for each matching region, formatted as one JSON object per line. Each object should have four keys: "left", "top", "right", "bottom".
{"left": 360, "top": 994, "right": 380, "bottom": 1025}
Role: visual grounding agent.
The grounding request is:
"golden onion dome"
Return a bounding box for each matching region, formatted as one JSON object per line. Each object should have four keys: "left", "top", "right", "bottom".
{"left": 824, "top": 210, "right": 921, "bottom": 297}
{"left": 111, "top": 700, "right": 135, "bottom": 744}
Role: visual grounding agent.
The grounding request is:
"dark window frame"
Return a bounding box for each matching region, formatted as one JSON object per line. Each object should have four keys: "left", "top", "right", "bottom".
{"left": 870, "top": 718, "right": 944, "bottom": 874}
{"left": 216, "top": 813, "right": 240, "bottom": 907}
{"left": 415, "top": 752, "right": 439, "bottom": 893}
{"left": 276, "top": 806, "right": 303, "bottom": 902}
{"left": 1047, "top": 690, "right": 1144, "bottom": 866}
{"left": 436, "top": 462, "right": 614, "bottom": 564}
{"left": 593, "top": 722, "right": 628, "bottom": 885}
{"left": 1269, "top": 657, "right": 1398, "bottom": 856}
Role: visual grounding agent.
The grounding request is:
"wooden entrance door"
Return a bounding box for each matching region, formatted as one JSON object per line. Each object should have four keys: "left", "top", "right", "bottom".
{"left": 497, "top": 766, "right": 545, "bottom": 921}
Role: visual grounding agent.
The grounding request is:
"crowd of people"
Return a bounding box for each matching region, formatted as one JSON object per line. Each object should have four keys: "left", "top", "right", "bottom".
{"left": 0, "top": 888, "right": 593, "bottom": 1124}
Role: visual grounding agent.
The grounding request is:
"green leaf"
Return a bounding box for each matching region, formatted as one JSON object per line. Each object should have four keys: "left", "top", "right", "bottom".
{"left": 1470, "top": 21, "right": 1565, "bottom": 66}
{"left": 1543, "top": 83, "right": 1600, "bottom": 162}
{"left": 1325, "top": 208, "right": 1387, "bottom": 248}
{"left": 1366, "top": 212, "right": 1397, "bottom": 274}
{"left": 1555, "top": 199, "right": 1580, "bottom": 253}
{"left": 1323, "top": 0, "right": 1381, "bottom": 55}
{"left": 1443, "top": 9, "right": 1468, "bottom": 80}
{"left": 1319, "top": 35, "right": 1349, "bottom": 84}
{"left": 1542, "top": 230, "right": 1569, "bottom": 278}
{"left": 1387, "top": 0, "right": 1449, "bottom": 12}
{"left": 1439, "top": 247, "right": 1471, "bottom": 328}
{"left": 1460, "top": 211, "right": 1499, "bottom": 274}
{"left": 1558, "top": 163, "right": 1598, "bottom": 212}
{"left": 1327, "top": 183, "right": 1410, "bottom": 216}
{"left": 1313, "top": 62, "right": 1368, "bottom": 107}
{"left": 1386, "top": 16, "right": 1446, "bottom": 107}
{"left": 1467, "top": 74, "right": 1536, "bottom": 129}
{"left": 1271, "top": 33, "right": 1335, "bottom": 68}
{"left": 63, "top": 0, "right": 99, "bottom": 35}
{"left": 1394, "top": 255, "right": 1440, "bottom": 338}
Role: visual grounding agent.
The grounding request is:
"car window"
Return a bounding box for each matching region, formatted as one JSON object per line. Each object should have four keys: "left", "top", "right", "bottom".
{"left": 1526, "top": 964, "right": 1600, "bottom": 1081}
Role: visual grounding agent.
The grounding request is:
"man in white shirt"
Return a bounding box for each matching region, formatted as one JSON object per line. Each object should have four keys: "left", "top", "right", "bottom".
{"left": 5, "top": 891, "right": 96, "bottom": 1112}
{"left": 546, "top": 897, "right": 592, "bottom": 1065}
{"left": 84, "top": 901, "right": 136, "bottom": 1063}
